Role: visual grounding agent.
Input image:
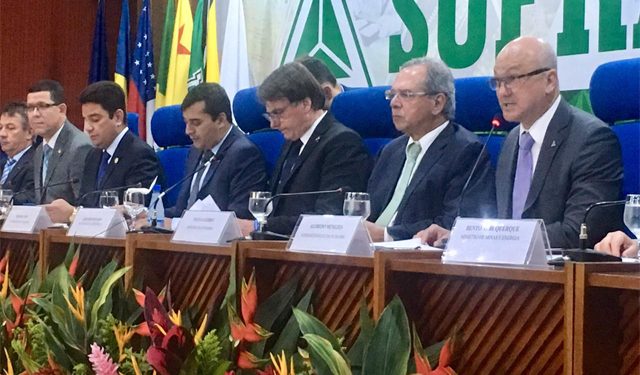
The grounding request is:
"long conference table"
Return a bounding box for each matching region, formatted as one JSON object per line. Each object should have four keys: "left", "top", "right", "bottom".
{"left": 0, "top": 230, "right": 637, "bottom": 375}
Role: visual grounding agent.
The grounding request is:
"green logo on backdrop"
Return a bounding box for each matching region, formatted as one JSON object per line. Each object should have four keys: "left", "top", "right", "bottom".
{"left": 281, "top": 0, "right": 372, "bottom": 86}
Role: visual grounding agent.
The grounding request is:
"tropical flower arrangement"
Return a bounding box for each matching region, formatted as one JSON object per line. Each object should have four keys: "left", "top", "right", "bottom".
{"left": 0, "top": 246, "right": 457, "bottom": 375}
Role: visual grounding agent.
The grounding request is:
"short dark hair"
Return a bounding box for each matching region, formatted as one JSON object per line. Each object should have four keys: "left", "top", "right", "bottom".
{"left": 258, "top": 62, "right": 325, "bottom": 110}
{"left": 27, "top": 79, "right": 65, "bottom": 104}
{"left": 79, "top": 81, "right": 127, "bottom": 124}
{"left": 1, "top": 101, "right": 29, "bottom": 130}
{"left": 297, "top": 56, "right": 338, "bottom": 86}
{"left": 181, "top": 83, "right": 232, "bottom": 122}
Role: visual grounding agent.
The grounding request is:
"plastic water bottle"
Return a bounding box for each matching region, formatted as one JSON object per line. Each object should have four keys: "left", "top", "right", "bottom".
{"left": 148, "top": 184, "right": 164, "bottom": 227}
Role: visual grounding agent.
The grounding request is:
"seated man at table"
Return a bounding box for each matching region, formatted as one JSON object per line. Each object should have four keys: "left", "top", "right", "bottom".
{"left": 0, "top": 102, "right": 36, "bottom": 204}
{"left": 237, "top": 62, "right": 371, "bottom": 236}
{"left": 44, "top": 81, "right": 162, "bottom": 222}
{"left": 164, "top": 82, "right": 267, "bottom": 220}
{"left": 365, "top": 57, "right": 495, "bottom": 241}
{"left": 595, "top": 231, "right": 639, "bottom": 258}
{"left": 297, "top": 56, "right": 344, "bottom": 110}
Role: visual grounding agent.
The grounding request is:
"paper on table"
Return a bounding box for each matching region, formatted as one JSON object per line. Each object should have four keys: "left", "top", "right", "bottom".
{"left": 190, "top": 195, "right": 220, "bottom": 211}
{"left": 373, "top": 237, "right": 441, "bottom": 251}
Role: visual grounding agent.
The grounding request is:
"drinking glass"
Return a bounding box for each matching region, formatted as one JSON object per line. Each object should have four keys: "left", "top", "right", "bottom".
{"left": 248, "top": 191, "right": 273, "bottom": 231}
{"left": 99, "top": 191, "right": 119, "bottom": 208}
{"left": 0, "top": 189, "right": 13, "bottom": 220}
{"left": 623, "top": 194, "right": 640, "bottom": 259}
{"left": 124, "top": 189, "right": 146, "bottom": 231}
{"left": 343, "top": 192, "right": 371, "bottom": 219}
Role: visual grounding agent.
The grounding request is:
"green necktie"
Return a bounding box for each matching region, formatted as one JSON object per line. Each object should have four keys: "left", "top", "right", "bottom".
{"left": 375, "top": 142, "right": 422, "bottom": 227}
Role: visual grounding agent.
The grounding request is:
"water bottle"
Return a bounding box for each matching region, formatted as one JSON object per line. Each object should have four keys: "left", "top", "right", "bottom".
{"left": 148, "top": 184, "right": 164, "bottom": 227}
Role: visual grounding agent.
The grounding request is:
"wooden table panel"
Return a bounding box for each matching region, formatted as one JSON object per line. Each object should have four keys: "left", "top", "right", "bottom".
{"left": 0, "top": 231, "right": 39, "bottom": 286}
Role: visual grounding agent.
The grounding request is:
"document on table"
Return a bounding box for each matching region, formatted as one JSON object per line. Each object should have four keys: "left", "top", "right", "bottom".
{"left": 373, "top": 238, "right": 442, "bottom": 251}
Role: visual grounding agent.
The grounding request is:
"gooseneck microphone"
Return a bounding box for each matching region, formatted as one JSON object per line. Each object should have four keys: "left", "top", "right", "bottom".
{"left": 578, "top": 199, "right": 626, "bottom": 250}
{"left": 11, "top": 177, "right": 80, "bottom": 204}
{"left": 148, "top": 152, "right": 221, "bottom": 229}
{"left": 456, "top": 115, "right": 502, "bottom": 218}
{"left": 77, "top": 182, "right": 143, "bottom": 207}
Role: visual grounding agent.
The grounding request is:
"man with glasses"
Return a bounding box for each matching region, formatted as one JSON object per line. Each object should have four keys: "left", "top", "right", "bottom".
{"left": 0, "top": 102, "right": 36, "bottom": 204}
{"left": 366, "top": 57, "right": 495, "bottom": 241}
{"left": 27, "top": 79, "right": 91, "bottom": 205}
{"left": 237, "top": 62, "right": 370, "bottom": 236}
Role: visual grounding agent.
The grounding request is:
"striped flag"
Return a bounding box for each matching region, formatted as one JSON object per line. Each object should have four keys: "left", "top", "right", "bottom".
{"left": 88, "top": 0, "right": 109, "bottom": 83}
{"left": 220, "top": 0, "right": 251, "bottom": 104}
{"left": 164, "top": 0, "right": 193, "bottom": 105}
{"left": 114, "top": 0, "right": 130, "bottom": 95}
{"left": 156, "top": 0, "right": 176, "bottom": 108}
{"left": 188, "top": 0, "right": 205, "bottom": 89}
{"left": 205, "top": 0, "right": 220, "bottom": 83}
{"left": 127, "top": 0, "right": 156, "bottom": 143}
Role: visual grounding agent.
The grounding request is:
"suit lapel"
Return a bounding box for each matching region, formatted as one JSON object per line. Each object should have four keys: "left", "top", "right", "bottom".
{"left": 523, "top": 100, "right": 569, "bottom": 213}
{"left": 200, "top": 126, "right": 239, "bottom": 191}
{"left": 99, "top": 131, "right": 132, "bottom": 189}
{"left": 6, "top": 147, "right": 33, "bottom": 183}
{"left": 43, "top": 122, "right": 70, "bottom": 187}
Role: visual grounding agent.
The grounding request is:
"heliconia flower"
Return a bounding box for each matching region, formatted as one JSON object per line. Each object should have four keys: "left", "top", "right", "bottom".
{"left": 0, "top": 256, "right": 9, "bottom": 299}
{"left": 414, "top": 338, "right": 457, "bottom": 375}
{"left": 168, "top": 309, "right": 182, "bottom": 327}
{"left": 143, "top": 288, "right": 171, "bottom": 346}
{"left": 237, "top": 349, "right": 261, "bottom": 369}
{"left": 134, "top": 322, "right": 151, "bottom": 337}
{"left": 270, "top": 351, "right": 295, "bottom": 375}
{"left": 133, "top": 287, "right": 166, "bottom": 308}
{"left": 88, "top": 343, "right": 119, "bottom": 375}
{"left": 130, "top": 353, "right": 142, "bottom": 375}
{"left": 257, "top": 365, "right": 277, "bottom": 375}
{"left": 68, "top": 252, "right": 79, "bottom": 277}
{"left": 147, "top": 325, "right": 194, "bottom": 375}
{"left": 241, "top": 271, "right": 258, "bottom": 323}
{"left": 0, "top": 251, "right": 9, "bottom": 272}
{"left": 229, "top": 305, "right": 272, "bottom": 343}
{"left": 193, "top": 313, "right": 208, "bottom": 345}
{"left": 64, "top": 284, "right": 85, "bottom": 322}
{"left": 113, "top": 322, "right": 135, "bottom": 362}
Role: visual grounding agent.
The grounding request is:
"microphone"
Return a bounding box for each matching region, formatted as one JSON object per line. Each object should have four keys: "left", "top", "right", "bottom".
{"left": 578, "top": 199, "right": 626, "bottom": 249}
{"left": 12, "top": 177, "right": 80, "bottom": 204}
{"left": 250, "top": 186, "right": 349, "bottom": 240}
{"left": 147, "top": 152, "right": 220, "bottom": 229}
{"left": 456, "top": 115, "right": 502, "bottom": 217}
{"left": 77, "top": 182, "right": 143, "bottom": 207}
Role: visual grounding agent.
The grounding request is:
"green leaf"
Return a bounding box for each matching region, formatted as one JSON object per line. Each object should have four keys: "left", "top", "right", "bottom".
{"left": 361, "top": 296, "right": 410, "bottom": 375}
{"left": 303, "top": 333, "right": 352, "bottom": 375}
{"left": 253, "top": 276, "right": 299, "bottom": 356}
{"left": 271, "top": 288, "right": 313, "bottom": 355}
{"left": 347, "top": 297, "right": 375, "bottom": 373}
{"left": 293, "top": 308, "right": 344, "bottom": 355}
{"left": 88, "top": 266, "right": 130, "bottom": 336}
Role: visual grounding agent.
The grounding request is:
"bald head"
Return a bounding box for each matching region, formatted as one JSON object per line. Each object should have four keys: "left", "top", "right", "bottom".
{"left": 498, "top": 37, "right": 557, "bottom": 71}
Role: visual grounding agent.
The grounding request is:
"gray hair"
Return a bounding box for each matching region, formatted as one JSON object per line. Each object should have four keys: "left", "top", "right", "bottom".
{"left": 400, "top": 57, "right": 456, "bottom": 120}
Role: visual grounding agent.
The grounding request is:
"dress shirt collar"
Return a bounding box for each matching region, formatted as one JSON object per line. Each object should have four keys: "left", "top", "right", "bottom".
{"left": 42, "top": 122, "right": 65, "bottom": 150}
{"left": 519, "top": 95, "right": 561, "bottom": 145}
{"left": 105, "top": 127, "right": 129, "bottom": 162}
{"left": 299, "top": 110, "right": 328, "bottom": 153}
{"left": 210, "top": 125, "right": 233, "bottom": 156}
{"left": 10, "top": 145, "right": 32, "bottom": 163}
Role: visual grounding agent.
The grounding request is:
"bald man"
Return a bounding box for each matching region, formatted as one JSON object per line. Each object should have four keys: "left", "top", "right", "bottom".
{"left": 416, "top": 37, "right": 623, "bottom": 249}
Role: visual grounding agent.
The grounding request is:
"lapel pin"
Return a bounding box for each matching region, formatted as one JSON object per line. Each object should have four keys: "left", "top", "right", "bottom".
{"left": 551, "top": 140, "right": 556, "bottom": 148}
{"left": 114, "top": 157, "right": 119, "bottom": 164}
{"left": 315, "top": 136, "right": 321, "bottom": 142}
{"left": 57, "top": 149, "right": 62, "bottom": 154}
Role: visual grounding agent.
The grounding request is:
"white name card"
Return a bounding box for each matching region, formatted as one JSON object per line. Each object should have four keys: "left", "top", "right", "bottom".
{"left": 1, "top": 206, "right": 53, "bottom": 234}
{"left": 67, "top": 208, "right": 127, "bottom": 238}
{"left": 443, "top": 218, "right": 550, "bottom": 265}
{"left": 288, "top": 215, "right": 373, "bottom": 256}
{"left": 172, "top": 211, "right": 241, "bottom": 246}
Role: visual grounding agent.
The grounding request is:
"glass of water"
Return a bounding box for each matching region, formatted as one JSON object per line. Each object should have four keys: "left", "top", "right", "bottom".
{"left": 623, "top": 194, "right": 640, "bottom": 259}
{"left": 0, "top": 189, "right": 13, "bottom": 220}
{"left": 248, "top": 191, "right": 273, "bottom": 231}
{"left": 99, "top": 191, "right": 119, "bottom": 208}
{"left": 124, "top": 189, "right": 146, "bottom": 231}
{"left": 343, "top": 192, "right": 371, "bottom": 219}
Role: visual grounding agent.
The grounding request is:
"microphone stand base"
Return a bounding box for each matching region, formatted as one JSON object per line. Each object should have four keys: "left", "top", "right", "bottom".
{"left": 250, "top": 230, "right": 290, "bottom": 241}
{"left": 140, "top": 225, "right": 174, "bottom": 234}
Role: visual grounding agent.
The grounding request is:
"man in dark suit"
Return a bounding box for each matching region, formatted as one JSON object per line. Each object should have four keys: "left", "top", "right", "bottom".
{"left": 27, "top": 80, "right": 92, "bottom": 204}
{"left": 0, "top": 102, "right": 36, "bottom": 204}
{"left": 366, "top": 57, "right": 495, "bottom": 241}
{"left": 165, "top": 82, "right": 267, "bottom": 220}
{"left": 44, "top": 81, "right": 162, "bottom": 222}
{"left": 492, "top": 37, "right": 622, "bottom": 248}
{"left": 237, "top": 62, "right": 371, "bottom": 236}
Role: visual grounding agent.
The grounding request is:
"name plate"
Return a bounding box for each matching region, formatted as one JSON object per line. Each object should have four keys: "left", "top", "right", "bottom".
{"left": 172, "top": 211, "right": 241, "bottom": 245}
{"left": 67, "top": 208, "right": 127, "bottom": 238}
{"left": 443, "top": 218, "right": 550, "bottom": 265}
{"left": 1, "top": 206, "right": 53, "bottom": 233}
{"left": 288, "top": 215, "right": 373, "bottom": 256}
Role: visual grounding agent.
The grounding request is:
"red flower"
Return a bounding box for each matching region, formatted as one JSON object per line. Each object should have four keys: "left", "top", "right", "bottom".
{"left": 68, "top": 252, "right": 79, "bottom": 277}
{"left": 414, "top": 339, "right": 457, "bottom": 375}
{"left": 237, "top": 350, "right": 260, "bottom": 369}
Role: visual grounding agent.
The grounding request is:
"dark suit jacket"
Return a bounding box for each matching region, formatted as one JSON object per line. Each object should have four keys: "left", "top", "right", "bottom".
{"left": 368, "top": 122, "right": 496, "bottom": 240}
{"left": 33, "top": 120, "right": 92, "bottom": 204}
{"left": 265, "top": 114, "right": 371, "bottom": 235}
{"left": 165, "top": 126, "right": 268, "bottom": 219}
{"left": 496, "top": 99, "right": 623, "bottom": 248}
{"left": 0, "top": 146, "right": 35, "bottom": 204}
{"left": 78, "top": 130, "right": 163, "bottom": 207}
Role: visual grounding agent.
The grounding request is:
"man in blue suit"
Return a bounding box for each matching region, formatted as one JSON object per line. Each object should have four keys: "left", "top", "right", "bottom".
{"left": 366, "top": 57, "right": 495, "bottom": 241}
{"left": 165, "top": 83, "right": 267, "bottom": 220}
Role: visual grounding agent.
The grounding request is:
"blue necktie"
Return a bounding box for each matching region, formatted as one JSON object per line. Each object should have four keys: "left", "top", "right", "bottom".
{"left": 512, "top": 132, "right": 535, "bottom": 219}
{"left": 1, "top": 158, "right": 16, "bottom": 185}
{"left": 41, "top": 144, "right": 52, "bottom": 184}
{"left": 96, "top": 151, "right": 110, "bottom": 187}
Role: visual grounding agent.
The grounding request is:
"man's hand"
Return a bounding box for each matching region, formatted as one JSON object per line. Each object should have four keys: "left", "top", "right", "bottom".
{"left": 414, "top": 224, "right": 451, "bottom": 247}
{"left": 43, "top": 199, "right": 75, "bottom": 223}
{"left": 237, "top": 219, "right": 255, "bottom": 237}
{"left": 594, "top": 231, "right": 639, "bottom": 258}
{"left": 364, "top": 221, "right": 385, "bottom": 242}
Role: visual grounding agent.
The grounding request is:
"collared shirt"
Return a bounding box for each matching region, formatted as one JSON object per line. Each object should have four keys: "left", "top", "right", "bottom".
{"left": 9, "top": 144, "right": 32, "bottom": 164}
{"left": 104, "top": 127, "right": 129, "bottom": 163}
{"left": 519, "top": 95, "right": 561, "bottom": 171}
{"left": 190, "top": 125, "right": 233, "bottom": 191}
{"left": 42, "top": 122, "right": 65, "bottom": 150}
{"left": 298, "top": 110, "right": 328, "bottom": 155}
{"left": 2, "top": 145, "right": 31, "bottom": 182}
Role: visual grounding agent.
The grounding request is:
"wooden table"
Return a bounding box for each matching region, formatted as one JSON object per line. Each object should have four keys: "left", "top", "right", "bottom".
{"left": 0, "top": 231, "right": 40, "bottom": 286}
{"left": 375, "top": 250, "right": 570, "bottom": 374}
{"left": 570, "top": 262, "right": 640, "bottom": 375}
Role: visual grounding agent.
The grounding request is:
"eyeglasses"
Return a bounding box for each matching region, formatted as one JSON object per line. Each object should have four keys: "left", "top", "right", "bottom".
{"left": 489, "top": 67, "right": 551, "bottom": 91}
{"left": 263, "top": 102, "right": 297, "bottom": 121}
{"left": 384, "top": 89, "right": 441, "bottom": 101}
{"left": 26, "top": 102, "right": 58, "bottom": 113}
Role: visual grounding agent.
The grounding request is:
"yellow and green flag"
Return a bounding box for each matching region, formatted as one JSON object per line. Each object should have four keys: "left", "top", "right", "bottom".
{"left": 188, "top": 0, "right": 205, "bottom": 89}
{"left": 156, "top": 0, "right": 176, "bottom": 107}
{"left": 205, "top": 0, "right": 219, "bottom": 83}
{"left": 164, "top": 0, "right": 193, "bottom": 105}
